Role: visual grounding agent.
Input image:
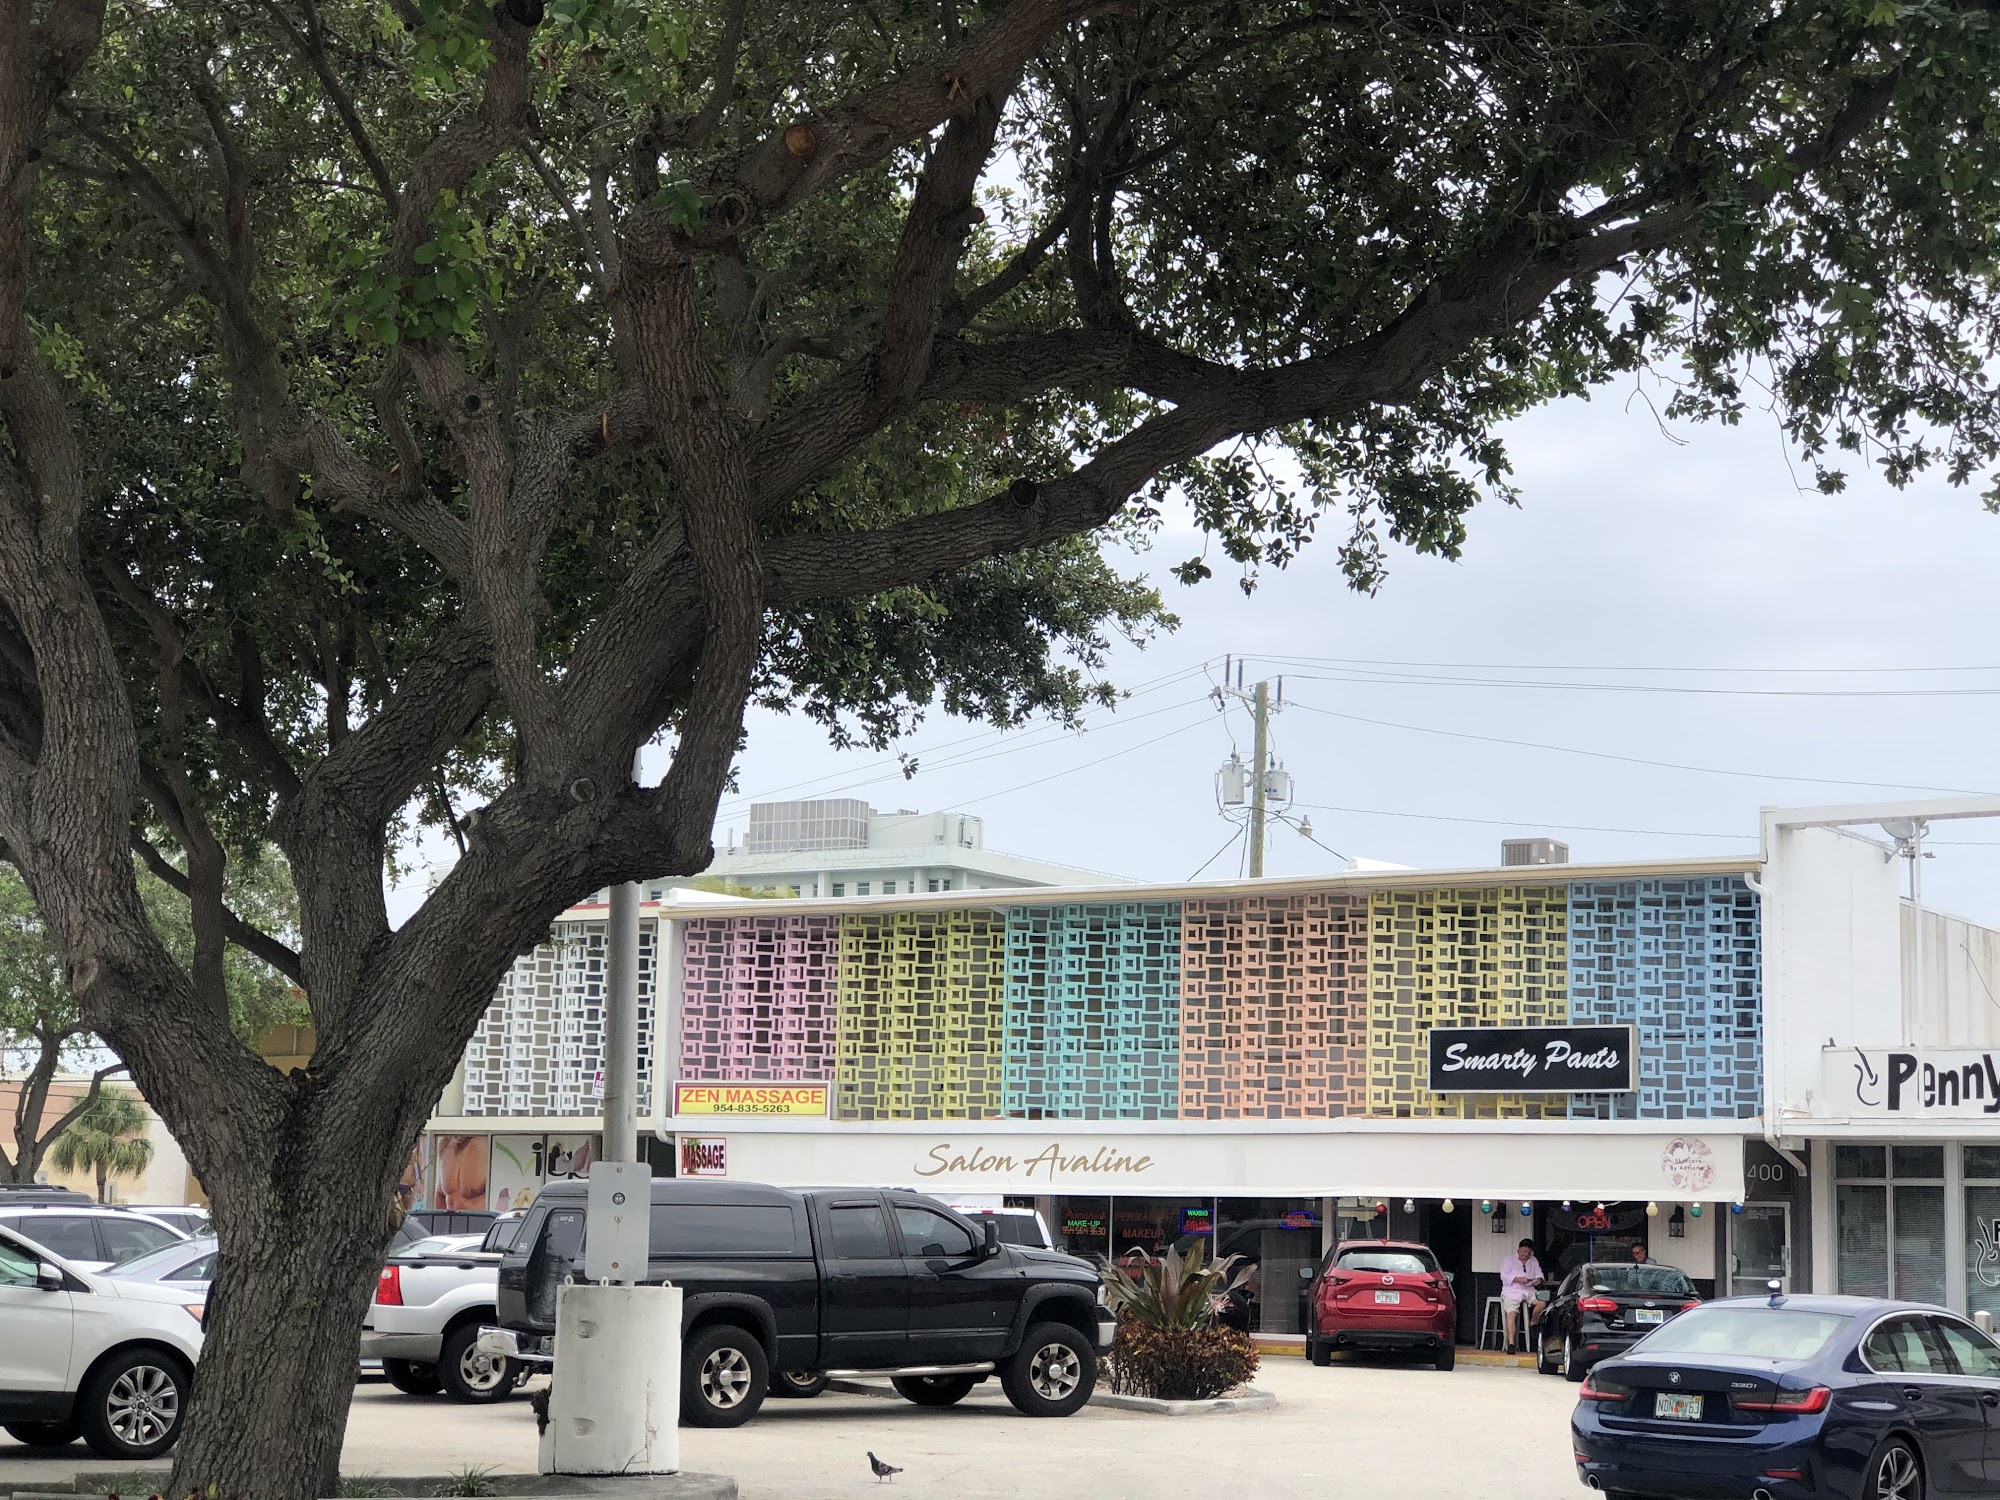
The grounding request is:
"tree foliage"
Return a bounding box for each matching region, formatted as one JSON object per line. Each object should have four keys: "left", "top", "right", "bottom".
{"left": 47, "top": 1086, "right": 154, "bottom": 1203}
{"left": 0, "top": 1, "right": 1997, "bottom": 1496}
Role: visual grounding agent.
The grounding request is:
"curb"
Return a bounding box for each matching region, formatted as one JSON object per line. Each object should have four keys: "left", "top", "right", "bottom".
{"left": 34, "top": 1475, "right": 735, "bottom": 1500}
{"left": 1088, "top": 1386, "right": 1277, "bottom": 1416}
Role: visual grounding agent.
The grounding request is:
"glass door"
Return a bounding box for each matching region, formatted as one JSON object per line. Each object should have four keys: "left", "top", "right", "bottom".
{"left": 1731, "top": 1202, "right": 1791, "bottom": 1295}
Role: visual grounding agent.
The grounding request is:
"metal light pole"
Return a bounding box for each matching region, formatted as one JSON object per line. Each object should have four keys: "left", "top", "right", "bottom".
{"left": 600, "top": 749, "right": 643, "bottom": 1164}
{"left": 1248, "top": 679, "right": 1270, "bottom": 877}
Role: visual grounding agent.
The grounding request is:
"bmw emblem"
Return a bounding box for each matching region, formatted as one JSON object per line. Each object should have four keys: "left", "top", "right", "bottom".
{"left": 1669, "top": 1372, "right": 1682, "bottom": 1385}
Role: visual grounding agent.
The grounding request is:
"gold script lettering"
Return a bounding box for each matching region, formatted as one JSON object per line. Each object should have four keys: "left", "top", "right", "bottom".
{"left": 914, "top": 1144, "right": 1155, "bottom": 1179}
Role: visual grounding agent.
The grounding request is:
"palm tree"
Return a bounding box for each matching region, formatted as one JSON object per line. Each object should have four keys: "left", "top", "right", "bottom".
{"left": 48, "top": 1089, "right": 153, "bottom": 1203}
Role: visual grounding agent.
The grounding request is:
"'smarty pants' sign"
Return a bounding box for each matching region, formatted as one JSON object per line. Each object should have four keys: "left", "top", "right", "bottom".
{"left": 1426, "top": 1024, "right": 1637, "bottom": 1093}
{"left": 1830, "top": 1047, "right": 2000, "bottom": 1117}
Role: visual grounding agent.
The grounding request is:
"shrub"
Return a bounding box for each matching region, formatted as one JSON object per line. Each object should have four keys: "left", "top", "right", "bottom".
{"left": 1107, "top": 1319, "right": 1261, "bottom": 1400}
{"left": 1097, "top": 1239, "right": 1255, "bottom": 1331}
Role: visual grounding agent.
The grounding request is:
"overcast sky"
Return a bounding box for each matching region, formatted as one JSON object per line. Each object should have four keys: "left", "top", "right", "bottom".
{"left": 389, "top": 380, "right": 2000, "bottom": 927}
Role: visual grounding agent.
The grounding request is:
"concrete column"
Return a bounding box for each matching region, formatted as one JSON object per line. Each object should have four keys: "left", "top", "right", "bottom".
{"left": 1947, "top": 1140, "right": 1968, "bottom": 1312}
{"left": 540, "top": 1283, "right": 682, "bottom": 1475}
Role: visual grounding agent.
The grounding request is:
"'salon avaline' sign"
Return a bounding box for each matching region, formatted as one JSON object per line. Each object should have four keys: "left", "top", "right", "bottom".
{"left": 1426, "top": 1025, "right": 1637, "bottom": 1094}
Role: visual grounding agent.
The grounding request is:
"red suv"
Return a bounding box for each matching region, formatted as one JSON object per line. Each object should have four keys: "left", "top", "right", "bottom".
{"left": 1306, "top": 1239, "right": 1458, "bottom": 1371}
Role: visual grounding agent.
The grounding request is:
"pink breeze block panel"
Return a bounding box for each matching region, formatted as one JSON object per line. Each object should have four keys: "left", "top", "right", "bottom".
{"left": 678, "top": 915, "right": 840, "bottom": 1082}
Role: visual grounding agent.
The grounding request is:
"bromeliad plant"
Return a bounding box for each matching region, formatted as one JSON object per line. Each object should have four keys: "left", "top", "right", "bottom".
{"left": 1097, "top": 1241, "right": 1262, "bottom": 1400}
{"left": 1097, "top": 1240, "right": 1254, "bottom": 1331}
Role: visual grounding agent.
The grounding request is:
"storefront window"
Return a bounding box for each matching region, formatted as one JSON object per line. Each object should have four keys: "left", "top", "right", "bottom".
{"left": 1835, "top": 1144, "right": 1943, "bottom": 1300}
{"left": 1052, "top": 1197, "right": 1109, "bottom": 1259}
{"left": 1217, "top": 1198, "right": 1321, "bottom": 1336}
{"left": 1967, "top": 1152, "right": 2000, "bottom": 1324}
{"left": 1112, "top": 1198, "right": 1213, "bottom": 1258}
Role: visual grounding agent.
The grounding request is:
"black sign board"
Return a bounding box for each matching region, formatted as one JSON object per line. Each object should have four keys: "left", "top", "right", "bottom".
{"left": 1426, "top": 1024, "right": 1637, "bottom": 1094}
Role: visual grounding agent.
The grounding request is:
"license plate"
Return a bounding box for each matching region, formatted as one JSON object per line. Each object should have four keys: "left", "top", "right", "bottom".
{"left": 1635, "top": 1308, "right": 1665, "bottom": 1325}
{"left": 1654, "top": 1392, "right": 1703, "bottom": 1421}
{"left": 1374, "top": 1290, "right": 1401, "bottom": 1304}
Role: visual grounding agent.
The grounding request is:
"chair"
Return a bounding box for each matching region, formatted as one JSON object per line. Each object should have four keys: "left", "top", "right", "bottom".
{"left": 1478, "top": 1295, "right": 1507, "bottom": 1351}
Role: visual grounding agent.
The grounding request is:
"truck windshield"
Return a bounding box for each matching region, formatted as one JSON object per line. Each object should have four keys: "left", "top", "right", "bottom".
{"left": 528, "top": 1209, "right": 585, "bottom": 1325}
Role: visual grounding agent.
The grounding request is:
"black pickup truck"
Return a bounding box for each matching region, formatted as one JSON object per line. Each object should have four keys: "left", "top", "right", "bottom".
{"left": 486, "top": 1179, "right": 1113, "bottom": 1427}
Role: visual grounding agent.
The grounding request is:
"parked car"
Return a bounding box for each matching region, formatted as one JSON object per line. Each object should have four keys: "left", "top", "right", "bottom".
{"left": 1572, "top": 1294, "right": 2000, "bottom": 1500}
{"left": 0, "top": 1222, "right": 205, "bottom": 1459}
{"left": 1305, "top": 1239, "right": 1458, "bottom": 1371}
{"left": 0, "top": 1184, "right": 93, "bottom": 1207}
{"left": 105, "top": 1235, "right": 216, "bottom": 1293}
{"left": 116, "top": 1205, "right": 210, "bottom": 1238}
{"left": 0, "top": 1206, "right": 188, "bottom": 1273}
{"left": 1539, "top": 1261, "right": 1702, "bottom": 1381}
{"left": 362, "top": 1215, "right": 526, "bottom": 1403}
{"left": 486, "top": 1179, "right": 1114, "bottom": 1428}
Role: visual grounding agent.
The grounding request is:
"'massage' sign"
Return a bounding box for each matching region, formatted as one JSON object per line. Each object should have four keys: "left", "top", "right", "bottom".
{"left": 1426, "top": 1025, "right": 1636, "bottom": 1093}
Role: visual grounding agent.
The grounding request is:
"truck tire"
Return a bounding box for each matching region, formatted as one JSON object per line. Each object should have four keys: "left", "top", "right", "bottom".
{"left": 381, "top": 1359, "right": 444, "bottom": 1396}
{"left": 438, "top": 1321, "right": 518, "bottom": 1404}
{"left": 682, "top": 1324, "right": 769, "bottom": 1428}
{"left": 78, "top": 1347, "right": 191, "bottom": 1460}
{"left": 1307, "top": 1336, "right": 1331, "bottom": 1367}
{"left": 1000, "top": 1323, "right": 1096, "bottom": 1418}
{"left": 769, "top": 1369, "right": 829, "bottom": 1399}
{"left": 891, "top": 1373, "right": 977, "bottom": 1407}
{"left": 4, "top": 1419, "right": 82, "bottom": 1447}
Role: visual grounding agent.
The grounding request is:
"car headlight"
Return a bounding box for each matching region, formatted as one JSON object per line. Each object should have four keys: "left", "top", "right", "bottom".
{"left": 181, "top": 1303, "right": 205, "bottom": 1326}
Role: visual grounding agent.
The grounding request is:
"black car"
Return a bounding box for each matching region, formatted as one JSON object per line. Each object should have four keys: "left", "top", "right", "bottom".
{"left": 1573, "top": 1295, "right": 2000, "bottom": 1500}
{"left": 1539, "top": 1262, "right": 1702, "bottom": 1381}
{"left": 490, "top": 1179, "right": 1113, "bottom": 1428}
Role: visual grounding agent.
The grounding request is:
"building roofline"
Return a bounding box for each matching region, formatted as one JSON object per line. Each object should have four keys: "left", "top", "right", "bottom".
{"left": 556, "top": 852, "right": 1760, "bottom": 921}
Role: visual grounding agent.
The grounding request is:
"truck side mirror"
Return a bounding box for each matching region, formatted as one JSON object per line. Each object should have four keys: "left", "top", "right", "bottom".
{"left": 981, "top": 1219, "right": 1000, "bottom": 1257}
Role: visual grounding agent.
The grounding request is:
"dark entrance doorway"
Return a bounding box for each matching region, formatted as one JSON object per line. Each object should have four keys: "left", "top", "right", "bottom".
{"left": 1418, "top": 1200, "right": 1476, "bottom": 1344}
{"left": 1545, "top": 1201, "right": 1649, "bottom": 1279}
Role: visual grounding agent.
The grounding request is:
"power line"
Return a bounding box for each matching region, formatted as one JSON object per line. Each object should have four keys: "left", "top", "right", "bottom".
{"left": 1286, "top": 699, "right": 1989, "bottom": 796}
{"left": 1186, "top": 827, "right": 1244, "bottom": 881}
{"left": 950, "top": 715, "right": 1215, "bottom": 806}
{"left": 1273, "top": 666, "right": 2000, "bottom": 700}
{"left": 1236, "top": 653, "right": 2000, "bottom": 677}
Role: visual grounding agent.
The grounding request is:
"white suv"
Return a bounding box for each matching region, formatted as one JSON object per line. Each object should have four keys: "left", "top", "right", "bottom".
{"left": 0, "top": 1205, "right": 188, "bottom": 1272}
{"left": 0, "top": 1223, "right": 205, "bottom": 1458}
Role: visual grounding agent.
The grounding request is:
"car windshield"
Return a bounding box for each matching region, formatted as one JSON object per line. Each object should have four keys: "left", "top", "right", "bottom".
{"left": 1338, "top": 1249, "right": 1437, "bottom": 1275}
{"left": 1585, "top": 1265, "right": 1697, "bottom": 1297}
{"left": 1632, "top": 1306, "right": 1849, "bottom": 1361}
{"left": 112, "top": 1236, "right": 218, "bottom": 1280}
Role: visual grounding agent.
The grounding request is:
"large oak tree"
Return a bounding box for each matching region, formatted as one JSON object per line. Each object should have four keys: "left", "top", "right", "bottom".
{"left": 2, "top": 1, "right": 1999, "bottom": 1494}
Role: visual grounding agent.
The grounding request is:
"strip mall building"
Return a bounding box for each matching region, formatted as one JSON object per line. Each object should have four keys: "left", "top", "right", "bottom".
{"left": 421, "top": 797, "right": 2000, "bottom": 1344}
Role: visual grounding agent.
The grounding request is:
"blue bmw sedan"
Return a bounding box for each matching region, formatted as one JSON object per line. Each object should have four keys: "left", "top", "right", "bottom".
{"left": 1572, "top": 1294, "right": 2000, "bottom": 1500}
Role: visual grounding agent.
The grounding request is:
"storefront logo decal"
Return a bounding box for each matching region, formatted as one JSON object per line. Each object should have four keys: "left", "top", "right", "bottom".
{"left": 914, "top": 1143, "right": 1156, "bottom": 1180}
{"left": 1661, "top": 1137, "right": 1716, "bottom": 1193}
{"left": 1975, "top": 1219, "right": 2000, "bottom": 1290}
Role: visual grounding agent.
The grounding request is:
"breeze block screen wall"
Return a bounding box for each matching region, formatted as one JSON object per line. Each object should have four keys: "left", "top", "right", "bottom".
{"left": 467, "top": 874, "right": 1764, "bottom": 1123}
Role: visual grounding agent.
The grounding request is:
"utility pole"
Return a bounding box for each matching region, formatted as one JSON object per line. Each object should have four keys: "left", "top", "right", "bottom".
{"left": 600, "top": 748, "right": 644, "bottom": 1164}
{"left": 1214, "top": 657, "right": 1294, "bottom": 878}
{"left": 1249, "top": 679, "right": 1269, "bottom": 877}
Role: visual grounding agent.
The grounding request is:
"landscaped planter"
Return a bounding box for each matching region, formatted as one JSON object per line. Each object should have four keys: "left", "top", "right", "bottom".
{"left": 1088, "top": 1386, "right": 1277, "bottom": 1416}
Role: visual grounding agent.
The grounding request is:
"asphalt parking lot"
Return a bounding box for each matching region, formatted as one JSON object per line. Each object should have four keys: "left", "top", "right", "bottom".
{"left": 1, "top": 1356, "right": 1583, "bottom": 1500}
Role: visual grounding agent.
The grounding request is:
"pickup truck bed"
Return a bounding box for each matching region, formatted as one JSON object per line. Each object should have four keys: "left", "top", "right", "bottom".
{"left": 363, "top": 1247, "right": 515, "bottom": 1403}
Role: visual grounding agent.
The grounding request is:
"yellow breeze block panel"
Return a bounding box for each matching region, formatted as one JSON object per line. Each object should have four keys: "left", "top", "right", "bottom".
{"left": 836, "top": 908, "right": 1007, "bottom": 1120}
{"left": 1367, "top": 886, "right": 1568, "bottom": 1120}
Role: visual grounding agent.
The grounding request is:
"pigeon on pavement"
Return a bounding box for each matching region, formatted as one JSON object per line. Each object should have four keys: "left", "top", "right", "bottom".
{"left": 868, "top": 1452, "right": 903, "bottom": 1483}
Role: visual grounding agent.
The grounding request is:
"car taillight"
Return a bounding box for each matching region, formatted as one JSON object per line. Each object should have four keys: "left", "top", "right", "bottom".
{"left": 1732, "top": 1386, "right": 1831, "bottom": 1415}
{"left": 1578, "top": 1296, "right": 1619, "bottom": 1313}
{"left": 1679, "top": 1301, "right": 1701, "bottom": 1312}
{"left": 376, "top": 1264, "right": 402, "bottom": 1306}
{"left": 1578, "top": 1373, "right": 1630, "bottom": 1403}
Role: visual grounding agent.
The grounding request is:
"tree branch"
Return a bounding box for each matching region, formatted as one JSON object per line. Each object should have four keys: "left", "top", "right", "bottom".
{"left": 132, "top": 834, "right": 305, "bottom": 988}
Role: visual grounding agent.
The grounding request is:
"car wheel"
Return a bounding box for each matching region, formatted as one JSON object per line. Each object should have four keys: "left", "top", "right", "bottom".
{"left": 1864, "top": 1440, "right": 1924, "bottom": 1500}
{"left": 1307, "top": 1336, "right": 1331, "bottom": 1368}
{"left": 381, "top": 1358, "right": 444, "bottom": 1396}
{"left": 1434, "top": 1341, "right": 1456, "bottom": 1372}
{"left": 3, "top": 1419, "right": 82, "bottom": 1448}
{"left": 1536, "top": 1325, "right": 1560, "bottom": 1376}
{"left": 438, "top": 1322, "right": 516, "bottom": 1404}
{"left": 769, "top": 1369, "right": 829, "bottom": 1399}
{"left": 681, "top": 1324, "right": 769, "bottom": 1428}
{"left": 1563, "top": 1330, "right": 1586, "bottom": 1383}
{"left": 892, "top": 1373, "right": 978, "bottom": 1407}
{"left": 78, "top": 1348, "right": 190, "bottom": 1460}
{"left": 1001, "top": 1322, "right": 1096, "bottom": 1418}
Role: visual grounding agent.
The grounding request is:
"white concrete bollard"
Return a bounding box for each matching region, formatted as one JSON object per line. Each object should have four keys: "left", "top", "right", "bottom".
{"left": 539, "top": 1282, "right": 683, "bottom": 1476}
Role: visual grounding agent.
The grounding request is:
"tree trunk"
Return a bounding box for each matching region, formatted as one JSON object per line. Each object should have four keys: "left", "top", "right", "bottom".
{"left": 169, "top": 1135, "right": 397, "bottom": 1500}
{"left": 94, "top": 1162, "right": 105, "bottom": 1203}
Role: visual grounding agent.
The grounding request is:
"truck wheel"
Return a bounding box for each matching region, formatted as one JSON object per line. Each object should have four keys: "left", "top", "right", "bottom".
{"left": 381, "top": 1359, "right": 444, "bottom": 1396}
{"left": 78, "top": 1347, "right": 190, "bottom": 1460}
{"left": 769, "top": 1370, "right": 829, "bottom": 1399}
{"left": 891, "top": 1374, "right": 977, "bottom": 1407}
{"left": 4, "top": 1419, "right": 82, "bottom": 1447}
{"left": 1001, "top": 1323, "right": 1096, "bottom": 1418}
{"left": 438, "top": 1322, "right": 517, "bottom": 1404}
{"left": 682, "top": 1324, "right": 769, "bottom": 1428}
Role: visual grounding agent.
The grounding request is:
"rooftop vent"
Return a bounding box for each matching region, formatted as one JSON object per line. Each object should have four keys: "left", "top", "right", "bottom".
{"left": 1501, "top": 837, "right": 1569, "bottom": 867}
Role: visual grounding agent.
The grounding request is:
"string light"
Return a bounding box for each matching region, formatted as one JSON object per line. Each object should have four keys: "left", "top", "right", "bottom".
{"left": 1442, "top": 1200, "right": 1455, "bottom": 1213}
{"left": 1646, "top": 1201, "right": 1659, "bottom": 1217}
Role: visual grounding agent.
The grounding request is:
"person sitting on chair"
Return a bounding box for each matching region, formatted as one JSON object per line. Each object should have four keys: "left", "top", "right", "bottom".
{"left": 1500, "top": 1239, "right": 1545, "bottom": 1355}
